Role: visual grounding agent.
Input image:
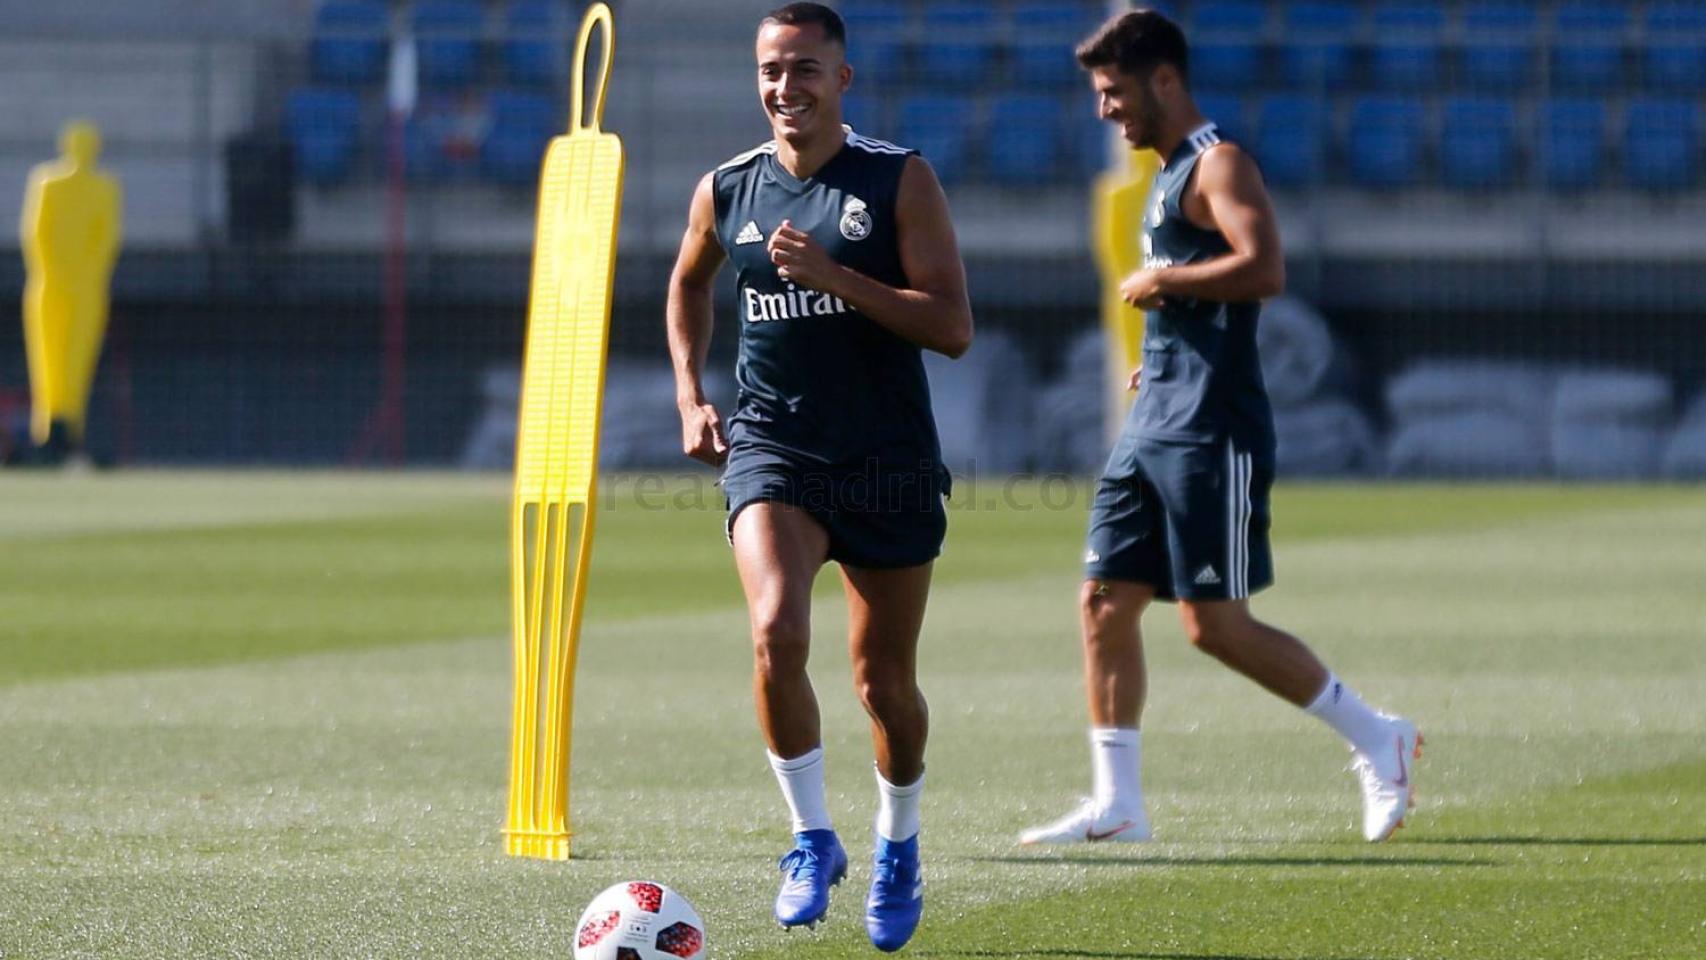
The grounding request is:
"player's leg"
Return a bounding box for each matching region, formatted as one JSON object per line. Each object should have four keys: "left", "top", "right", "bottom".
{"left": 841, "top": 560, "right": 932, "bottom": 952}
{"left": 1021, "top": 461, "right": 1165, "bottom": 845}
{"left": 730, "top": 501, "right": 847, "bottom": 926}
{"left": 1175, "top": 598, "right": 1326, "bottom": 704}
{"left": 1177, "top": 599, "right": 1420, "bottom": 840}
{"left": 842, "top": 561, "right": 932, "bottom": 785}
{"left": 1164, "top": 438, "right": 1420, "bottom": 841}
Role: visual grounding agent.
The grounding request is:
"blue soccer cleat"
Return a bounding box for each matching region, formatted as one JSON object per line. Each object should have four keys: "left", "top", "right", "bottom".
{"left": 864, "top": 834, "right": 923, "bottom": 952}
{"left": 774, "top": 828, "right": 848, "bottom": 929}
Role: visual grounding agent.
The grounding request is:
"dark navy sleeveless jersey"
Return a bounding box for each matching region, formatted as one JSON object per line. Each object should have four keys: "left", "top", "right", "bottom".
{"left": 1131, "top": 122, "right": 1275, "bottom": 449}
{"left": 711, "top": 128, "right": 943, "bottom": 471}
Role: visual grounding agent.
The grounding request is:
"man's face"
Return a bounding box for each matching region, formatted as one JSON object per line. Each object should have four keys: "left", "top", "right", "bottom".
{"left": 1090, "top": 64, "right": 1164, "bottom": 150}
{"left": 756, "top": 22, "right": 852, "bottom": 144}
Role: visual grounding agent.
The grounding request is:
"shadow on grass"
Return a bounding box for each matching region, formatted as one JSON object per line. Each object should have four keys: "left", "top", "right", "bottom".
{"left": 972, "top": 854, "right": 1491, "bottom": 868}
{"left": 1409, "top": 835, "right": 1706, "bottom": 847}
{"left": 918, "top": 952, "right": 1377, "bottom": 960}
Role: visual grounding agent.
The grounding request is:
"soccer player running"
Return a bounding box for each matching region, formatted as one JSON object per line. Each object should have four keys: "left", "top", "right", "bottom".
{"left": 1021, "top": 9, "right": 1420, "bottom": 847}
{"left": 665, "top": 3, "right": 972, "bottom": 950}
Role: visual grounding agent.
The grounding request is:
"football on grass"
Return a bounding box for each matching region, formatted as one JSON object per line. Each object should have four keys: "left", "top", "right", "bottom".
{"left": 572, "top": 881, "right": 705, "bottom": 960}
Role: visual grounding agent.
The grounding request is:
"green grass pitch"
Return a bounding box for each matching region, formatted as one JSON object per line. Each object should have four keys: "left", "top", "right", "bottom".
{"left": 1, "top": 472, "right": 1701, "bottom": 959}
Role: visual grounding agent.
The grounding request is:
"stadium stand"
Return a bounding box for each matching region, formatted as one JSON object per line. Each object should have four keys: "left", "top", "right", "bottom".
{"left": 897, "top": 92, "right": 976, "bottom": 183}
{"left": 412, "top": 0, "right": 483, "bottom": 89}
{"left": 286, "top": 87, "right": 364, "bottom": 185}
{"left": 1460, "top": 3, "right": 1536, "bottom": 91}
{"left": 986, "top": 94, "right": 1063, "bottom": 184}
{"left": 481, "top": 89, "right": 558, "bottom": 187}
{"left": 1277, "top": 1, "right": 1358, "bottom": 89}
{"left": 1009, "top": 2, "right": 1100, "bottom": 88}
{"left": 1254, "top": 94, "right": 1328, "bottom": 188}
{"left": 841, "top": 2, "right": 908, "bottom": 78}
{"left": 311, "top": 0, "right": 389, "bottom": 86}
{"left": 842, "top": 92, "right": 885, "bottom": 137}
{"left": 1368, "top": 3, "right": 1444, "bottom": 91}
{"left": 1440, "top": 96, "right": 1520, "bottom": 190}
{"left": 1188, "top": 1, "right": 1268, "bottom": 92}
{"left": 1641, "top": 1, "right": 1706, "bottom": 92}
{"left": 504, "top": 0, "right": 569, "bottom": 86}
{"left": 1624, "top": 98, "right": 1699, "bottom": 190}
{"left": 916, "top": 3, "right": 998, "bottom": 89}
{"left": 1348, "top": 95, "right": 1427, "bottom": 187}
{"left": 1551, "top": 2, "right": 1628, "bottom": 90}
{"left": 1195, "top": 93, "right": 1246, "bottom": 141}
{"left": 1540, "top": 98, "right": 1606, "bottom": 191}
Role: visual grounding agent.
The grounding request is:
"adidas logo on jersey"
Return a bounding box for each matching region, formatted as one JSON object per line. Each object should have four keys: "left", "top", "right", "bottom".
{"left": 1193, "top": 565, "right": 1221, "bottom": 586}
{"left": 735, "top": 220, "right": 764, "bottom": 245}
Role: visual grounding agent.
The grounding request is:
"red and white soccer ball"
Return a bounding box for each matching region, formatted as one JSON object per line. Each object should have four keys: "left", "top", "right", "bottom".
{"left": 572, "top": 881, "right": 705, "bottom": 960}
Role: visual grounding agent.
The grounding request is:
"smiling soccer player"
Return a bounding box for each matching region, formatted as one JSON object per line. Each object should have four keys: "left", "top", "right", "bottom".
{"left": 664, "top": 3, "right": 973, "bottom": 951}
{"left": 1021, "top": 8, "right": 1421, "bottom": 849}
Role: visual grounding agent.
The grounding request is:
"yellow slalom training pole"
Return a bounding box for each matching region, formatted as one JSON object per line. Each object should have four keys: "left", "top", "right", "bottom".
{"left": 1090, "top": 147, "right": 1159, "bottom": 445}
{"left": 504, "top": 1, "right": 624, "bottom": 862}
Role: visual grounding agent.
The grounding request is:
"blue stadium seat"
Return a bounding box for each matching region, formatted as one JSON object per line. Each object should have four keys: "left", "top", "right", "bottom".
{"left": 1189, "top": 1, "right": 1268, "bottom": 91}
{"left": 285, "top": 87, "right": 363, "bottom": 184}
{"left": 1348, "top": 95, "right": 1426, "bottom": 187}
{"left": 1460, "top": 4, "right": 1536, "bottom": 91}
{"left": 841, "top": 2, "right": 908, "bottom": 78}
{"left": 1624, "top": 98, "right": 1699, "bottom": 190}
{"left": 1440, "top": 96, "right": 1519, "bottom": 189}
{"left": 897, "top": 94, "right": 976, "bottom": 183}
{"left": 413, "top": 1, "right": 484, "bottom": 88}
{"left": 987, "top": 94, "right": 1062, "bottom": 184}
{"left": 1540, "top": 98, "right": 1605, "bottom": 190}
{"left": 311, "top": 1, "right": 388, "bottom": 86}
{"left": 1074, "top": 111, "right": 1111, "bottom": 176}
{"left": 1010, "top": 3, "right": 1101, "bottom": 89}
{"left": 841, "top": 92, "right": 887, "bottom": 138}
{"left": 1642, "top": 3, "right": 1706, "bottom": 91}
{"left": 1254, "top": 94, "right": 1328, "bottom": 188}
{"left": 1194, "top": 93, "right": 1246, "bottom": 142}
{"left": 916, "top": 4, "right": 997, "bottom": 88}
{"left": 482, "top": 90, "right": 559, "bottom": 187}
{"left": 505, "top": 1, "right": 569, "bottom": 86}
{"left": 1278, "top": 2, "right": 1358, "bottom": 89}
{"left": 1368, "top": 4, "right": 1444, "bottom": 90}
{"left": 1552, "top": 3, "right": 1627, "bottom": 90}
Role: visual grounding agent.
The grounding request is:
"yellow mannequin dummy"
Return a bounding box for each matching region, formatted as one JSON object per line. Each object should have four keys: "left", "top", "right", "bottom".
{"left": 21, "top": 121, "right": 122, "bottom": 451}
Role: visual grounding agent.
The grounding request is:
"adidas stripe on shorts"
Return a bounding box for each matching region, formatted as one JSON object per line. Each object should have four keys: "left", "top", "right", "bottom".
{"left": 1083, "top": 433, "right": 1274, "bottom": 602}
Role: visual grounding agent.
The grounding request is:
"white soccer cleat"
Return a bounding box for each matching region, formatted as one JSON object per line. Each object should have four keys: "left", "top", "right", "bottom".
{"left": 1352, "top": 717, "right": 1423, "bottom": 842}
{"left": 1018, "top": 799, "right": 1151, "bottom": 846}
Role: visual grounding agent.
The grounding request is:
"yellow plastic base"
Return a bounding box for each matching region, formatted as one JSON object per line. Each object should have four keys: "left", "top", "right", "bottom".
{"left": 504, "top": 829, "right": 573, "bottom": 861}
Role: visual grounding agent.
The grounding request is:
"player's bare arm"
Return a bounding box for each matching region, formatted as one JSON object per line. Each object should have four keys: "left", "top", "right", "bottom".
{"left": 766, "top": 155, "right": 973, "bottom": 358}
{"left": 1119, "top": 144, "right": 1284, "bottom": 309}
{"left": 667, "top": 171, "right": 730, "bottom": 466}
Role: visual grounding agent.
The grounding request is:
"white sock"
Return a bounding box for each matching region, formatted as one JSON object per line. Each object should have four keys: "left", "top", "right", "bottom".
{"left": 768, "top": 747, "right": 832, "bottom": 834}
{"left": 1304, "top": 673, "right": 1390, "bottom": 755}
{"left": 1090, "top": 727, "right": 1142, "bottom": 813}
{"left": 873, "top": 767, "right": 923, "bottom": 842}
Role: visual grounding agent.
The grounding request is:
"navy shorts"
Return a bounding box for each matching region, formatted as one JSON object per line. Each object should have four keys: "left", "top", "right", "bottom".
{"left": 721, "top": 447, "right": 949, "bottom": 570}
{"left": 1084, "top": 433, "right": 1274, "bottom": 602}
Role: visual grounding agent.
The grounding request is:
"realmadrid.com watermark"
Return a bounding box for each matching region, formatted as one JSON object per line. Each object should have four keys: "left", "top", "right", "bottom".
{"left": 600, "top": 463, "right": 1099, "bottom": 513}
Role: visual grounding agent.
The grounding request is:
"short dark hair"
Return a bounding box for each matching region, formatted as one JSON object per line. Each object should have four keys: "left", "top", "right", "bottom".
{"left": 1076, "top": 9, "right": 1189, "bottom": 83}
{"left": 761, "top": 2, "right": 847, "bottom": 47}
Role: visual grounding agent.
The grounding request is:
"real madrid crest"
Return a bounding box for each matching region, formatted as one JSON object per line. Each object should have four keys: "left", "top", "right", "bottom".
{"left": 839, "top": 196, "right": 872, "bottom": 241}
